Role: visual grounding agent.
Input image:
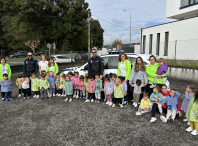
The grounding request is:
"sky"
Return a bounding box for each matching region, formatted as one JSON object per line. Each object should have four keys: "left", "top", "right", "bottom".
{"left": 86, "top": 0, "right": 175, "bottom": 46}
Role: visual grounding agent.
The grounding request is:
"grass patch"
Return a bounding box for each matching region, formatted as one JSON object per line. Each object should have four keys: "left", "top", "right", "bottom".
{"left": 167, "top": 60, "right": 198, "bottom": 68}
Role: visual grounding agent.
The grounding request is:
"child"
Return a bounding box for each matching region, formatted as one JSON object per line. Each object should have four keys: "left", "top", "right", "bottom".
{"left": 68, "top": 71, "right": 74, "bottom": 82}
{"left": 46, "top": 71, "right": 50, "bottom": 96}
{"left": 95, "top": 73, "right": 102, "bottom": 103}
{"left": 16, "top": 74, "right": 23, "bottom": 97}
{"left": 38, "top": 74, "right": 50, "bottom": 100}
{"left": 85, "top": 74, "right": 95, "bottom": 103}
{"left": 84, "top": 73, "right": 89, "bottom": 99}
{"left": 64, "top": 75, "right": 73, "bottom": 102}
{"left": 79, "top": 75, "right": 86, "bottom": 98}
{"left": 46, "top": 71, "right": 50, "bottom": 78}
{"left": 55, "top": 73, "right": 62, "bottom": 96}
{"left": 150, "top": 58, "right": 168, "bottom": 88}
{"left": 136, "top": 92, "right": 151, "bottom": 115}
{"left": 60, "top": 73, "right": 66, "bottom": 97}
{"left": 38, "top": 70, "right": 46, "bottom": 79}
{"left": 72, "top": 71, "right": 79, "bottom": 98}
{"left": 112, "top": 78, "right": 124, "bottom": 108}
{"left": 149, "top": 86, "right": 166, "bottom": 123}
{"left": 181, "top": 85, "right": 195, "bottom": 125}
{"left": 160, "top": 89, "right": 181, "bottom": 122}
{"left": 47, "top": 71, "right": 56, "bottom": 97}
{"left": 0, "top": 74, "right": 13, "bottom": 101}
{"left": 21, "top": 74, "right": 30, "bottom": 100}
{"left": 29, "top": 73, "right": 39, "bottom": 98}
{"left": 119, "top": 76, "right": 127, "bottom": 106}
{"left": 104, "top": 74, "right": 113, "bottom": 105}
{"left": 132, "top": 79, "right": 143, "bottom": 107}
{"left": 186, "top": 88, "right": 198, "bottom": 135}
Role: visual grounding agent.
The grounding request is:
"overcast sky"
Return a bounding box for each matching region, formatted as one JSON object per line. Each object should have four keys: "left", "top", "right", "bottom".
{"left": 86, "top": 0, "right": 175, "bottom": 46}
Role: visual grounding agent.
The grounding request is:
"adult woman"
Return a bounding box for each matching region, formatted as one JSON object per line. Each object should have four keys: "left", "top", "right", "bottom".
{"left": 146, "top": 55, "right": 168, "bottom": 95}
{"left": 0, "top": 57, "right": 11, "bottom": 99}
{"left": 117, "top": 53, "right": 131, "bottom": 106}
{"left": 46, "top": 57, "right": 59, "bottom": 76}
{"left": 129, "top": 57, "right": 148, "bottom": 103}
{"left": 38, "top": 54, "right": 48, "bottom": 74}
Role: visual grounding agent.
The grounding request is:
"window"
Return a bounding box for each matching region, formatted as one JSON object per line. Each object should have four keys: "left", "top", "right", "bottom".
{"left": 108, "top": 57, "right": 119, "bottom": 69}
{"left": 156, "top": 33, "right": 160, "bottom": 55}
{"left": 128, "top": 57, "right": 136, "bottom": 68}
{"left": 149, "top": 34, "right": 153, "bottom": 54}
{"left": 180, "top": 0, "right": 198, "bottom": 8}
{"left": 164, "top": 32, "right": 169, "bottom": 56}
{"left": 102, "top": 57, "right": 109, "bottom": 69}
{"left": 142, "top": 36, "right": 146, "bottom": 53}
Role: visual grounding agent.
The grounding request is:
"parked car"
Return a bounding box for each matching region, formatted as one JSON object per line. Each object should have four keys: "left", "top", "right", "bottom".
{"left": 61, "top": 53, "right": 170, "bottom": 90}
{"left": 9, "top": 51, "right": 28, "bottom": 58}
{"left": 35, "top": 51, "right": 47, "bottom": 56}
{"left": 51, "top": 55, "right": 75, "bottom": 63}
{"left": 74, "top": 53, "right": 88, "bottom": 62}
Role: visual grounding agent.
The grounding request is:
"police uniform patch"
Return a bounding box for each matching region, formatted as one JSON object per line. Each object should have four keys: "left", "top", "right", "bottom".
{"left": 91, "top": 60, "right": 92, "bottom": 63}
{"left": 26, "top": 61, "right": 28, "bottom": 64}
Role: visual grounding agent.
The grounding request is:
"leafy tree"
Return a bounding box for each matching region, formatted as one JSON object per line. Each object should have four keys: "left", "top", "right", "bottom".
{"left": 112, "top": 39, "right": 123, "bottom": 48}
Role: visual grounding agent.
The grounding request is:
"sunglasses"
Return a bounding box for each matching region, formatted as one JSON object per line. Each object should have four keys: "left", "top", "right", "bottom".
{"left": 28, "top": 55, "right": 32, "bottom": 56}
{"left": 92, "top": 52, "right": 96, "bottom": 54}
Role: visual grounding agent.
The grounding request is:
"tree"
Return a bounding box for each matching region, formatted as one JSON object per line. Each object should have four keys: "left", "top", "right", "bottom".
{"left": 107, "top": 45, "right": 113, "bottom": 49}
{"left": 25, "top": 40, "right": 40, "bottom": 55}
{"left": 112, "top": 39, "right": 123, "bottom": 48}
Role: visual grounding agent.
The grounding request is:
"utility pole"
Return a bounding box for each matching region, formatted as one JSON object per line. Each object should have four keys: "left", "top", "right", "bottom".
{"left": 88, "top": 9, "right": 91, "bottom": 59}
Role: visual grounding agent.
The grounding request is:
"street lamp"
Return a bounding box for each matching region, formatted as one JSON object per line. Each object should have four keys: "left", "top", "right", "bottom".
{"left": 123, "top": 9, "right": 131, "bottom": 47}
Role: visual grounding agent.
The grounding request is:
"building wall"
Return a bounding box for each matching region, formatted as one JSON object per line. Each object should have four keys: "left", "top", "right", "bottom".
{"left": 166, "top": 0, "right": 198, "bottom": 19}
{"left": 141, "top": 16, "right": 198, "bottom": 60}
{"left": 134, "top": 45, "right": 140, "bottom": 54}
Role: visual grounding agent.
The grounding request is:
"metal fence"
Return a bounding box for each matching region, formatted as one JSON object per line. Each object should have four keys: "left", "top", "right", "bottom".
{"left": 142, "top": 39, "right": 198, "bottom": 68}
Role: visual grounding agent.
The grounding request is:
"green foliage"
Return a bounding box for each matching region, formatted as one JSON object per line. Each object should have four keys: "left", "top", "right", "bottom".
{"left": 107, "top": 45, "right": 112, "bottom": 49}
{"left": 112, "top": 39, "right": 123, "bottom": 48}
{"left": 0, "top": 0, "right": 104, "bottom": 53}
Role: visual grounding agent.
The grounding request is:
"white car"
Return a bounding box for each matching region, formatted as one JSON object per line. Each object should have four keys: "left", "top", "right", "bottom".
{"left": 52, "top": 55, "right": 75, "bottom": 63}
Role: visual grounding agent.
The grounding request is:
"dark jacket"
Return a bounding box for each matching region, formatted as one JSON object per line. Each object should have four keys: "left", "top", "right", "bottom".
{"left": 88, "top": 56, "right": 104, "bottom": 75}
{"left": 23, "top": 58, "right": 38, "bottom": 76}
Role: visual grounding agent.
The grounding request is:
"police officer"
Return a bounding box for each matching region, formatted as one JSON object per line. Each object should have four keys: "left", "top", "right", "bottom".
{"left": 88, "top": 48, "right": 104, "bottom": 79}
{"left": 23, "top": 52, "right": 38, "bottom": 96}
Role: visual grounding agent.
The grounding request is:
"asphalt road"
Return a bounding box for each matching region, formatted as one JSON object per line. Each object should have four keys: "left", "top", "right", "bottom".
{"left": 0, "top": 73, "right": 198, "bottom": 146}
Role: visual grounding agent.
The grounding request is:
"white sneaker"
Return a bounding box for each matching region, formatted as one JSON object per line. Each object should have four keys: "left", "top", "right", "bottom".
{"left": 112, "top": 104, "right": 115, "bottom": 108}
{"left": 56, "top": 93, "right": 59, "bottom": 96}
{"left": 135, "top": 112, "right": 141, "bottom": 116}
{"left": 160, "top": 116, "right": 167, "bottom": 122}
{"left": 183, "top": 118, "right": 189, "bottom": 122}
{"left": 85, "top": 99, "right": 90, "bottom": 102}
{"left": 53, "top": 93, "right": 56, "bottom": 97}
{"left": 186, "top": 127, "right": 193, "bottom": 132}
{"left": 73, "top": 95, "right": 76, "bottom": 98}
{"left": 120, "top": 104, "right": 123, "bottom": 108}
{"left": 33, "top": 95, "right": 36, "bottom": 98}
{"left": 76, "top": 95, "right": 79, "bottom": 99}
{"left": 133, "top": 102, "right": 136, "bottom": 105}
{"left": 187, "top": 121, "right": 190, "bottom": 125}
{"left": 150, "top": 117, "right": 157, "bottom": 123}
{"left": 36, "top": 95, "right": 39, "bottom": 98}
{"left": 106, "top": 101, "right": 109, "bottom": 105}
{"left": 191, "top": 130, "right": 198, "bottom": 135}
{"left": 64, "top": 94, "right": 66, "bottom": 97}
{"left": 18, "top": 94, "right": 21, "bottom": 97}
{"left": 109, "top": 102, "right": 113, "bottom": 106}
{"left": 49, "top": 95, "right": 52, "bottom": 98}
{"left": 61, "top": 94, "right": 64, "bottom": 97}
{"left": 150, "top": 84, "right": 156, "bottom": 88}
{"left": 91, "top": 99, "right": 94, "bottom": 102}
{"left": 134, "top": 103, "right": 137, "bottom": 107}
{"left": 58, "top": 94, "right": 61, "bottom": 97}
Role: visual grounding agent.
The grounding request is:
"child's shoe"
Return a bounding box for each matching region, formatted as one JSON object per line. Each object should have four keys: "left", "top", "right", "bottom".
{"left": 1, "top": 98, "right": 5, "bottom": 101}
{"left": 36, "top": 95, "right": 39, "bottom": 98}
{"left": 83, "top": 96, "right": 86, "bottom": 98}
{"left": 160, "top": 116, "right": 167, "bottom": 122}
{"left": 191, "top": 130, "right": 198, "bottom": 135}
{"left": 76, "top": 95, "right": 79, "bottom": 98}
{"left": 133, "top": 102, "right": 136, "bottom": 106}
{"left": 53, "top": 93, "right": 56, "bottom": 97}
{"left": 112, "top": 104, "right": 115, "bottom": 108}
{"left": 24, "top": 97, "right": 26, "bottom": 100}
{"left": 134, "top": 103, "right": 138, "bottom": 107}
{"left": 58, "top": 94, "right": 61, "bottom": 97}
{"left": 5, "top": 98, "right": 9, "bottom": 102}
{"left": 56, "top": 93, "right": 59, "bottom": 96}
{"left": 109, "top": 102, "right": 113, "bottom": 106}
{"left": 183, "top": 118, "right": 189, "bottom": 122}
{"left": 27, "top": 97, "right": 30, "bottom": 99}
{"left": 73, "top": 95, "right": 76, "bottom": 98}
{"left": 187, "top": 121, "right": 190, "bottom": 125}
{"left": 33, "top": 95, "right": 36, "bottom": 98}
{"left": 106, "top": 101, "right": 109, "bottom": 105}
{"left": 150, "top": 117, "right": 157, "bottom": 123}
{"left": 18, "top": 94, "right": 21, "bottom": 97}
{"left": 135, "top": 112, "right": 141, "bottom": 116}
{"left": 97, "top": 99, "right": 100, "bottom": 103}
{"left": 61, "top": 94, "right": 64, "bottom": 97}
{"left": 186, "top": 127, "right": 193, "bottom": 132}
{"left": 69, "top": 98, "right": 72, "bottom": 102}
{"left": 122, "top": 101, "right": 128, "bottom": 107}
{"left": 120, "top": 104, "right": 123, "bottom": 108}
{"left": 85, "top": 99, "right": 90, "bottom": 102}
{"left": 91, "top": 99, "right": 94, "bottom": 102}
{"left": 79, "top": 96, "right": 82, "bottom": 99}
{"left": 65, "top": 98, "right": 68, "bottom": 102}
{"left": 64, "top": 94, "right": 66, "bottom": 97}
{"left": 9, "top": 97, "right": 13, "bottom": 101}
{"left": 150, "top": 84, "right": 156, "bottom": 88}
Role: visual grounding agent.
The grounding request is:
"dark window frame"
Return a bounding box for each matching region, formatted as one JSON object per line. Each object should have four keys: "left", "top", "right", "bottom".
{"left": 164, "top": 32, "right": 169, "bottom": 56}
{"left": 149, "top": 34, "right": 153, "bottom": 54}
{"left": 180, "top": 0, "right": 198, "bottom": 9}
{"left": 156, "top": 33, "right": 160, "bottom": 56}
{"left": 142, "top": 35, "right": 146, "bottom": 54}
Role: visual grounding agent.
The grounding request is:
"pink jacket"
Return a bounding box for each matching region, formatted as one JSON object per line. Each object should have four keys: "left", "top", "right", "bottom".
{"left": 88, "top": 79, "right": 95, "bottom": 93}
{"left": 79, "top": 80, "right": 85, "bottom": 90}
{"left": 72, "top": 77, "right": 79, "bottom": 89}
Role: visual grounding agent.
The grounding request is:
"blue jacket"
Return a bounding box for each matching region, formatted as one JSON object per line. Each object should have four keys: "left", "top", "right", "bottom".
{"left": 161, "top": 91, "right": 181, "bottom": 112}
{"left": 65, "top": 81, "right": 73, "bottom": 95}
{"left": 47, "top": 76, "right": 56, "bottom": 89}
{"left": 0, "top": 80, "right": 12, "bottom": 92}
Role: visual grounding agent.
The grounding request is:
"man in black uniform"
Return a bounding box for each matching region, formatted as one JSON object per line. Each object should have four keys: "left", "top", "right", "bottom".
{"left": 23, "top": 52, "right": 38, "bottom": 96}
{"left": 88, "top": 48, "right": 104, "bottom": 79}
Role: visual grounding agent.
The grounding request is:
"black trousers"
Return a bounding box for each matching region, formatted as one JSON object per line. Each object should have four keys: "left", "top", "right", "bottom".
{"left": 23, "top": 88, "right": 30, "bottom": 97}
{"left": 19, "top": 89, "right": 23, "bottom": 94}
{"left": 113, "top": 98, "right": 122, "bottom": 104}
{"left": 88, "top": 93, "right": 95, "bottom": 100}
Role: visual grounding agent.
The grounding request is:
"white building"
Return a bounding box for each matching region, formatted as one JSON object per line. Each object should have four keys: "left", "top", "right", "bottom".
{"left": 140, "top": 0, "right": 198, "bottom": 60}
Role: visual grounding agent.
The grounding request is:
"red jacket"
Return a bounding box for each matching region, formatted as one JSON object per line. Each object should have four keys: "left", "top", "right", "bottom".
{"left": 160, "top": 91, "right": 181, "bottom": 112}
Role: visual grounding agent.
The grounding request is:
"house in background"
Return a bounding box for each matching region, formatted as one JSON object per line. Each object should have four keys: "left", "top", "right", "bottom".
{"left": 140, "top": 0, "right": 198, "bottom": 60}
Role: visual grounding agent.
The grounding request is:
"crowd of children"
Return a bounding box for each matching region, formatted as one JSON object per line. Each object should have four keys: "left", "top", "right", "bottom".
{"left": 1, "top": 57, "right": 198, "bottom": 136}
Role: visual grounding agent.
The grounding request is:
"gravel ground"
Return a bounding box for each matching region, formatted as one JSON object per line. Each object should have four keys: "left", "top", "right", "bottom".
{"left": 0, "top": 74, "right": 198, "bottom": 146}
